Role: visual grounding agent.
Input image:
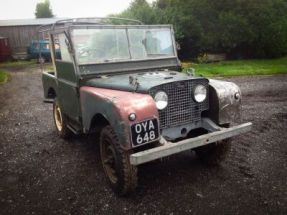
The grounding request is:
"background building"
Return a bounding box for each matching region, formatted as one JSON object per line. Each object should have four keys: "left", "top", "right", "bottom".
{"left": 0, "top": 18, "right": 63, "bottom": 59}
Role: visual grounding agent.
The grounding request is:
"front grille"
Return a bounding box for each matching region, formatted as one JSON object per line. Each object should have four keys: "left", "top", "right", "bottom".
{"left": 149, "top": 79, "right": 209, "bottom": 129}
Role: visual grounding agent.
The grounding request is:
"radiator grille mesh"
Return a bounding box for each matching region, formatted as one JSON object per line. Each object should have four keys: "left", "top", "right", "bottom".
{"left": 150, "top": 79, "right": 209, "bottom": 129}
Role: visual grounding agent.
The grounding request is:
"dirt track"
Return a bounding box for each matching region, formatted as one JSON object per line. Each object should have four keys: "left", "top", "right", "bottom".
{"left": 0, "top": 66, "right": 286, "bottom": 215}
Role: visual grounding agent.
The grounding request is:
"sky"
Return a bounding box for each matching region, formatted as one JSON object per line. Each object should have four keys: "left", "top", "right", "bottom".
{"left": 0, "top": 0, "right": 154, "bottom": 20}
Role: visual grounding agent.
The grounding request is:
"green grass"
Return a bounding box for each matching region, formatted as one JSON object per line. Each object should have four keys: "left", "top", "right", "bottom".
{"left": 0, "top": 60, "right": 37, "bottom": 84}
{"left": 0, "top": 60, "right": 36, "bottom": 69}
{"left": 0, "top": 70, "right": 9, "bottom": 84}
{"left": 182, "top": 57, "right": 287, "bottom": 77}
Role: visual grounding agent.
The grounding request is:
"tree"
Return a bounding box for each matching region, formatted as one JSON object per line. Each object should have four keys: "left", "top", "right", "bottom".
{"left": 35, "top": 0, "right": 54, "bottom": 18}
{"left": 115, "top": 0, "right": 287, "bottom": 59}
{"left": 117, "top": 0, "right": 156, "bottom": 24}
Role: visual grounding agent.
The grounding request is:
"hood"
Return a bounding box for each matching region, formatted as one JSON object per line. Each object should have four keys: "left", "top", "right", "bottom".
{"left": 85, "top": 71, "right": 205, "bottom": 93}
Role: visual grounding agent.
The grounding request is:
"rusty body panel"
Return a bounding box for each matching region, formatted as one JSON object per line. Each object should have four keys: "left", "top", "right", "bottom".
{"left": 80, "top": 86, "right": 158, "bottom": 150}
{"left": 208, "top": 79, "right": 241, "bottom": 125}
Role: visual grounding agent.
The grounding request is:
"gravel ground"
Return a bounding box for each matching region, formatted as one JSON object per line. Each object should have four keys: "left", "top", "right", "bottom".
{"left": 0, "top": 66, "right": 286, "bottom": 215}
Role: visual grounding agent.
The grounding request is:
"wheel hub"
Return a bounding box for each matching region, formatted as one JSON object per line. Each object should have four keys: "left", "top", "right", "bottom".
{"left": 54, "top": 104, "right": 63, "bottom": 131}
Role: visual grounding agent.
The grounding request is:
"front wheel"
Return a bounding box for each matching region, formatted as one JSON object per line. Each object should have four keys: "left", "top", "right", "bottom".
{"left": 100, "top": 125, "right": 138, "bottom": 196}
{"left": 195, "top": 139, "right": 231, "bottom": 166}
{"left": 53, "top": 100, "right": 72, "bottom": 139}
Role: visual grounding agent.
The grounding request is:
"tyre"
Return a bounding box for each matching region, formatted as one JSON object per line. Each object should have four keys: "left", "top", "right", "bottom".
{"left": 100, "top": 125, "right": 138, "bottom": 196}
{"left": 195, "top": 139, "right": 231, "bottom": 166}
{"left": 53, "top": 100, "right": 72, "bottom": 139}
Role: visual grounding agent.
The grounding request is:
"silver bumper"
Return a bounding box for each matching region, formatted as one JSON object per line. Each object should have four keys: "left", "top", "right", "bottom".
{"left": 130, "top": 122, "right": 252, "bottom": 165}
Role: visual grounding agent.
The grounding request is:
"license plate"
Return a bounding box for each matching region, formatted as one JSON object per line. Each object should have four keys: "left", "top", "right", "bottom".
{"left": 131, "top": 118, "right": 159, "bottom": 146}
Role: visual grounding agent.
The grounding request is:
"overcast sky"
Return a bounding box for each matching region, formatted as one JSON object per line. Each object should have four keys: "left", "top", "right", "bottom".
{"left": 0, "top": 0, "right": 154, "bottom": 20}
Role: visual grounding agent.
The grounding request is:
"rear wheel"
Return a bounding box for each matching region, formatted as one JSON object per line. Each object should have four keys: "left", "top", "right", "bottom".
{"left": 53, "top": 100, "right": 72, "bottom": 139}
{"left": 195, "top": 139, "right": 231, "bottom": 166}
{"left": 100, "top": 125, "right": 138, "bottom": 196}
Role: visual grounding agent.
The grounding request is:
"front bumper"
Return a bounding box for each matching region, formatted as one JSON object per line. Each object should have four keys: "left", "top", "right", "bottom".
{"left": 130, "top": 121, "right": 252, "bottom": 165}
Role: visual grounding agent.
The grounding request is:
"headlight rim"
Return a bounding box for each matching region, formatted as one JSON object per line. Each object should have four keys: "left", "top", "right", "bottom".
{"left": 193, "top": 84, "right": 207, "bottom": 103}
{"left": 154, "top": 91, "right": 168, "bottom": 110}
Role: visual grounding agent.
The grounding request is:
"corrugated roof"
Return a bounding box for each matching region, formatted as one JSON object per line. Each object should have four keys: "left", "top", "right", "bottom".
{"left": 0, "top": 18, "right": 67, "bottom": 27}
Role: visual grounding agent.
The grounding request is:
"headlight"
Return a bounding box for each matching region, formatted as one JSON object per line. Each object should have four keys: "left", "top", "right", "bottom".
{"left": 154, "top": 91, "right": 168, "bottom": 110}
{"left": 194, "top": 85, "right": 207, "bottom": 102}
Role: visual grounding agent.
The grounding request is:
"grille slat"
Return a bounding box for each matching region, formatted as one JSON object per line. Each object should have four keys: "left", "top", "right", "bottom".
{"left": 150, "top": 79, "right": 209, "bottom": 129}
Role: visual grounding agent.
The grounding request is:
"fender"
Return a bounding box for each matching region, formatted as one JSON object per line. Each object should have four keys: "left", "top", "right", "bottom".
{"left": 42, "top": 71, "right": 57, "bottom": 99}
{"left": 80, "top": 86, "right": 159, "bottom": 150}
{"left": 207, "top": 79, "right": 241, "bottom": 125}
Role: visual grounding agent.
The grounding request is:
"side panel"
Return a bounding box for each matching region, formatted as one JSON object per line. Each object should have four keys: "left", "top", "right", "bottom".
{"left": 80, "top": 87, "right": 158, "bottom": 150}
{"left": 42, "top": 72, "right": 57, "bottom": 99}
{"left": 56, "top": 61, "right": 81, "bottom": 122}
{"left": 207, "top": 79, "right": 242, "bottom": 125}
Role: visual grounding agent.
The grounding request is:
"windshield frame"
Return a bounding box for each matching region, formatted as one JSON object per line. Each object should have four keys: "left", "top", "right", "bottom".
{"left": 69, "top": 25, "right": 178, "bottom": 66}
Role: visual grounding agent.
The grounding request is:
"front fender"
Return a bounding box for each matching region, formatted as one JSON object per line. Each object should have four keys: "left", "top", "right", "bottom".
{"left": 207, "top": 79, "right": 241, "bottom": 125}
{"left": 80, "top": 86, "right": 158, "bottom": 150}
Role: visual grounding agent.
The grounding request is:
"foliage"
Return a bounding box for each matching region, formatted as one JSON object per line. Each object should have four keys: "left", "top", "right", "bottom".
{"left": 114, "top": 0, "right": 157, "bottom": 24}
{"left": 114, "top": 0, "right": 287, "bottom": 59}
{"left": 35, "top": 0, "right": 54, "bottom": 18}
{"left": 0, "top": 70, "right": 8, "bottom": 84}
{"left": 197, "top": 53, "right": 209, "bottom": 64}
{"left": 0, "top": 60, "right": 36, "bottom": 68}
{"left": 182, "top": 56, "right": 287, "bottom": 77}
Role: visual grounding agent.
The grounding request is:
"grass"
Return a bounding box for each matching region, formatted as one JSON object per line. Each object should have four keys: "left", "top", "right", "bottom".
{"left": 0, "top": 70, "right": 9, "bottom": 84}
{"left": 0, "top": 60, "right": 36, "bottom": 69}
{"left": 0, "top": 60, "right": 37, "bottom": 84}
{"left": 182, "top": 56, "right": 287, "bottom": 77}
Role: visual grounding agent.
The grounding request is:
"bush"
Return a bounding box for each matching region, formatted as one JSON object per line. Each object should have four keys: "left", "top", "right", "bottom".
{"left": 0, "top": 70, "right": 8, "bottom": 84}
{"left": 115, "top": 0, "right": 287, "bottom": 59}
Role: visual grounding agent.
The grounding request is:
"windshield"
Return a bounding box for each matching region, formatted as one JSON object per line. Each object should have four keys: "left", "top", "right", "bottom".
{"left": 72, "top": 27, "right": 175, "bottom": 64}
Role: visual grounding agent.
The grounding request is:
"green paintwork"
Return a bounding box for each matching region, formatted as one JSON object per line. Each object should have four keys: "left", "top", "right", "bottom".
{"left": 55, "top": 60, "right": 81, "bottom": 123}
{"left": 55, "top": 61, "right": 77, "bottom": 82}
{"left": 78, "top": 58, "right": 180, "bottom": 76}
{"left": 80, "top": 90, "right": 130, "bottom": 149}
{"left": 42, "top": 71, "right": 57, "bottom": 98}
{"left": 85, "top": 71, "right": 206, "bottom": 93}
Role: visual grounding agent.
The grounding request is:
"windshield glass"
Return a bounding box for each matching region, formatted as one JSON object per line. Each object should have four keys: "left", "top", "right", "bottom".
{"left": 72, "top": 27, "right": 175, "bottom": 64}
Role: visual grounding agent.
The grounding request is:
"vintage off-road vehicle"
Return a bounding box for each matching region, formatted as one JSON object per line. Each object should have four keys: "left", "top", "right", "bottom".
{"left": 41, "top": 18, "right": 252, "bottom": 195}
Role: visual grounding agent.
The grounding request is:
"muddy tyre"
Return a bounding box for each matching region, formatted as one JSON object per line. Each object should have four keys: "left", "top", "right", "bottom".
{"left": 195, "top": 139, "right": 231, "bottom": 166}
{"left": 53, "top": 100, "right": 72, "bottom": 139}
{"left": 100, "top": 125, "right": 138, "bottom": 196}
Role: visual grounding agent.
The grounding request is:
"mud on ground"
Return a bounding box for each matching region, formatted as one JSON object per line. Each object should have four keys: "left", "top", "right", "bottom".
{"left": 0, "top": 66, "right": 286, "bottom": 215}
